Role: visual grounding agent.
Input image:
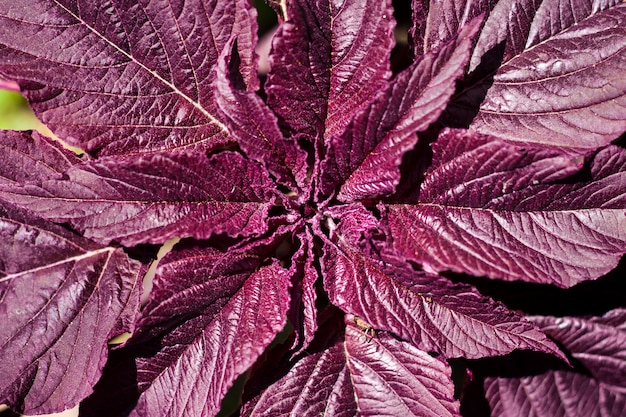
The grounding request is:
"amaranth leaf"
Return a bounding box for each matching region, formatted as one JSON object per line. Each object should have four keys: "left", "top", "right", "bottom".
{"left": 81, "top": 243, "right": 291, "bottom": 417}
{"left": 321, "top": 18, "right": 481, "bottom": 202}
{"left": 481, "top": 309, "right": 626, "bottom": 417}
{"left": 464, "top": 2, "right": 626, "bottom": 150}
{"left": 242, "top": 315, "right": 460, "bottom": 417}
{"left": 265, "top": 0, "right": 395, "bottom": 141}
{"left": 0, "top": 202, "right": 142, "bottom": 415}
{"left": 386, "top": 128, "right": 626, "bottom": 287}
{"left": 321, "top": 204, "right": 565, "bottom": 360}
{"left": 0, "top": 0, "right": 258, "bottom": 155}
{"left": 0, "top": 151, "right": 276, "bottom": 246}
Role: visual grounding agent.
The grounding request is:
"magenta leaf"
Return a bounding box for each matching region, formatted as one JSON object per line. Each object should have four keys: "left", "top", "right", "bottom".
{"left": 214, "top": 40, "right": 308, "bottom": 191}
{"left": 386, "top": 128, "right": 626, "bottom": 287}
{"left": 0, "top": 0, "right": 258, "bottom": 155}
{"left": 0, "top": 202, "right": 142, "bottom": 415}
{"left": 468, "top": 2, "right": 626, "bottom": 150}
{"left": 471, "top": 309, "right": 626, "bottom": 417}
{"left": 528, "top": 309, "right": 626, "bottom": 386}
{"left": 287, "top": 227, "right": 319, "bottom": 354}
{"left": 468, "top": 0, "right": 622, "bottom": 71}
{"left": 484, "top": 371, "right": 625, "bottom": 417}
{"left": 100, "top": 243, "right": 291, "bottom": 417}
{"left": 243, "top": 315, "right": 460, "bottom": 417}
{"left": 321, "top": 207, "right": 564, "bottom": 360}
{"left": 265, "top": 0, "right": 395, "bottom": 141}
{"left": 419, "top": 0, "right": 493, "bottom": 53}
{"left": 0, "top": 130, "right": 82, "bottom": 187}
{"left": 0, "top": 151, "right": 276, "bottom": 246}
{"left": 321, "top": 19, "right": 481, "bottom": 202}
{"left": 408, "top": 0, "right": 428, "bottom": 55}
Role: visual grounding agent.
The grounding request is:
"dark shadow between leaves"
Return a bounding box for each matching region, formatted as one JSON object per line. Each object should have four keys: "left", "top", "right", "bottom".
{"left": 454, "top": 350, "right": 574, "bottom": 417}
{"left": 79, "top": 345, "right": 141, "bottom": 417}
{"left": 441, "top": 40, "right": 506, "bottom": 129}
{"left": 612, "top": 130, "right": 626, "bottom": 149}
{"left": 443, "top": 255, "right": 626, "bottom": 317}
{"left": 0, "top": 408, "right": 19, "bottom": 417}
{"left": 464, "top": 350, "right": 572, "bottom": 379}
{"left": 390, "top": 0, "right": 413, "bottom": 75}
{"left": 122, "top": 242, "right": 160, "bottom": 265}
{"left": 391, "top": 129, "right": 437, "bottom": 203}
{"left": 458, "top": 371, "right": 491, "bottom": 417}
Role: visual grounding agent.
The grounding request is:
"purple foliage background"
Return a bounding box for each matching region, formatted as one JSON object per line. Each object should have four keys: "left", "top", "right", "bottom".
{"left": 0, "top": 0, "right": 625, "bottom": 416}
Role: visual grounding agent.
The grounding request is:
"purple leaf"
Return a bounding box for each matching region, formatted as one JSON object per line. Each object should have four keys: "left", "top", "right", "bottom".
{"left": 524, "top": 0, "right": 621, "bottom": 47}
{"left": 469, "top": 3, "right": 626, "bottom": 150}
{"left": 484, "top": 371, "right": 625, "bottom": 417}
{"left": 342, "top": 321, "right": 460, "bottom": 417}
{"left": 0, "top": 202, "right": 142, "bottom": 415}
{"left": 0, "top": 0, "right": 258, "bottom": 155}
{"left": 119, "top": 243, "right": 290, "bottom": 417}
{"left": 528, "top": 309, "right": 626, "bottom": 386}
{"left": 386, "top": 128, "right": 626, "bottom": 287}
{"left": 288, "top": 227, "right": 319, "bottom": 354}
{"left": 472, "top": 308, "right": 626, "bottom": 416}
{"left": 265, "top": 0, "right": 395, "bottom": 141}
{"left": 0, "top": 130, "right": 82, "bottom": 187}
{"left": 467, "top": 0, "right": 542, "bottom": 72}
{"left": 420, "top": 0, "right": 494, "bottom": 53}
{"left": 321, "top": 18, "right": 480, "bottom": 202}
{"left": 321, "top": 209, "right": 565, "bottom": 360}
{"left": 214, "top": 40, "right": 308, "bottom": 191}
{"left": 0, "top": 151, "right": 276, "bottom": 246}
{"left": 243, "top": 316, "right": 460, "bottom": 417}
{"left": 468, "top": 0, "right": 622, "bottom": 72}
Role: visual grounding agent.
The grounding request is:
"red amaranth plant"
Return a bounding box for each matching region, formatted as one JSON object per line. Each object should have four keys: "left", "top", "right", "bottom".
{"left": 0, "top": 1, "right": 625, "bottom": 416}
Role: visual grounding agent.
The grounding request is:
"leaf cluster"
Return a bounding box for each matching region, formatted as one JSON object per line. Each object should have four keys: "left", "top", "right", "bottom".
{"left": 0, "top": 1, "right": 625, "bottom": 416}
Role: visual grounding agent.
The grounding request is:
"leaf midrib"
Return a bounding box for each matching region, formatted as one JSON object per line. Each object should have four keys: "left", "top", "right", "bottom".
{"left": 52, "top": 0, "right": 229, "bottom": 134}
